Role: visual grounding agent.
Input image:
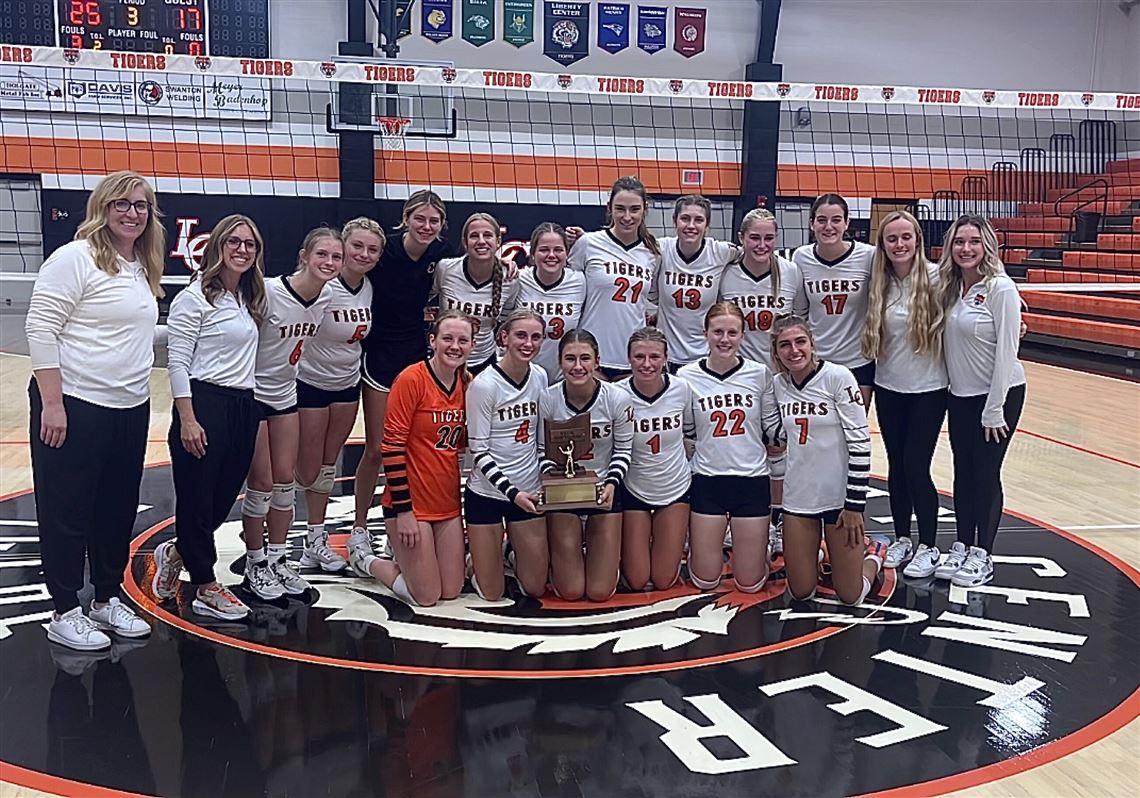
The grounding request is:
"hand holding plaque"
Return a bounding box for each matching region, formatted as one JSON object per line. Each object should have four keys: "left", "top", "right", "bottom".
{"left": 537, "top": 414, "right": 602, "bottom": 512}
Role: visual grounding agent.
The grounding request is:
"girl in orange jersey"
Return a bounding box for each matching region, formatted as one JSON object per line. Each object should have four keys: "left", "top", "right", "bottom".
{"left": 347, "top": 310, "right": 475, "bottom": 606}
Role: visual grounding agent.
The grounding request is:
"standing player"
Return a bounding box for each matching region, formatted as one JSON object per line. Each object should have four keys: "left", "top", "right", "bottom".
{"left": 348, "top": 311, "right": 474, "bottom": 606}
{"left": 240, "top": 228, "right": 341, "bottom": 600}
{"left": 794, "top": 194, "right": 876, "bottom": 405}
{"left": 516, "top": 223, "right": 586, "bottom": 385}
{"left": 679, "top": 303, "right": 782, "bottom": 594}
{"left": 654, "top": 195, "right": 738, "bottom": 369}
{"left": 294, "top": 218, "right": 384, "bottom": 574}
{"left": 566, "top": 176, "right": 661, "bottom": 379}
{"left": 354, "top": 191, "right": 451, "bottom": 540}
{"left": 771, "top": 315, "right": 881, "bottom": 606}
{"left": 860, "top": 211, "right": 947, "bottom": 577}
{"left": 434, "top": 213, "right": 520, "bottom": 375}
{"left": 719, "top": 208, "right": 804, "bottom": 552}
{"left": 618, "top": 328, "right": 693, "bottom": 592}
{"left": 154, "top": 216, "right": 265, "bottom": 620}
{"left": 540, "top": 330, "right": 634, "bottom": 601}
{"left": 936, "top": 215, "right": 1026, "bottom": 587}
{"left": 464, "top": 309, "right": 548, "bottom": 600}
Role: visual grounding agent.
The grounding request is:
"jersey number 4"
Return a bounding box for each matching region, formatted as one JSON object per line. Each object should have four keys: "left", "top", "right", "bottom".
{"left": 514, "top": 419, "right": 531, "bottom": 444}
{"left": 612, "top": 277, "right": 644, "bottom": 304}
{"left": 710, "top": 409, "right": 746, "bottom": 437}
{"left": 820, "top": 293, "right": 849, "bottom": 315}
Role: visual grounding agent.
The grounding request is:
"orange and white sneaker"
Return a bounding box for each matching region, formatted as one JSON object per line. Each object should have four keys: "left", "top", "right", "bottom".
{"left": 192, "top": 584, "right": 251, "bottom": 621}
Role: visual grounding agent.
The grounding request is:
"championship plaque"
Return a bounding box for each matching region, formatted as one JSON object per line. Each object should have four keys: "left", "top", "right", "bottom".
{"left": 538, "top": 414, "right": 601, "bottom": 512}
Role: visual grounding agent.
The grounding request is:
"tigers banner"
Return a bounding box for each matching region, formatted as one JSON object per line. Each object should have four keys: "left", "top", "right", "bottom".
{"left": 503, "top": 0, "right": 535, "bottom": 47}
{"left": 461, "top": 0, "right": 495, "bottom": 46}
{"left": 673, "top": 7, "right": 706, "bottom": 58}
{"left": 544, "top": 1, "right": 590, "bottom": 65}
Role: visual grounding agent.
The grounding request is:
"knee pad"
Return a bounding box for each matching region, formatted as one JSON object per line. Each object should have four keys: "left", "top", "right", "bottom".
{"left": 839, "top": 577, "right": 872, "bottom": 607}
{"left": 270, "top": 482, "right": 296, "bottom": 512}
{"left": 298, "top": 465, "right": 336, "bottom": 494}
{"left": 736, "top": 567, "right": 769, "bottom": 594}
{"left": 241, "top": 488, "right": 272, "bottom": 519}
{"left": 689, "top": 569, "right": 722, "bottom": 591}
{"left": 768, "top": 453, "right": 786, "bottom": 479}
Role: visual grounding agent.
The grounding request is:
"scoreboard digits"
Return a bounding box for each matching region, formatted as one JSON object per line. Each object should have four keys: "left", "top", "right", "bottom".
{"left": 0, "top": 0, "right": 269, "bottom": 57}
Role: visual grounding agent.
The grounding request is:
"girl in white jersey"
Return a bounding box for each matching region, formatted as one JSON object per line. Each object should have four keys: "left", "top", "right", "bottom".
{"left": 679, "top": 303, "right": 782, "bottom": 594}
{"left": 718, "top": 208, "right": 805, "bottom": 555}
{"left": 934, "top": 215, "right": 1026, "bottom": 588}
{"left": 540, "top": 329, "right": 634, "bottom": 601}
{"left": 566, "top": 176, "right": 661, "bottom": 380}
{"left": 465, "top": 309, "right": 548, "bottom": 600}
{"left": 434, "top": 213, "right": 519, "bottom": 375}
{"left": 294, "top": 218, "right": 384, "bottom": 575}
{"left": 793, "top": 193, "right": 876, "bottom": 406}
{"left": 772, "top": 315, "right": 881, "bottom": 606}
{"left": 618, "top": 328, "right": 694, "bottom": 592}
{"left": 153, "top": 216, "right": 266, "bottom": 623}
{"left": 655, "top": 195, "right": 738, "bottom": 370}
{"left": 240, "top": 228, "right": 341, "bottom": 601}
{"left": 860, "top": 211, "right": 948, "bottom": 579}
{"left": 516, "top": 223, "right": 586, "bottom": 385}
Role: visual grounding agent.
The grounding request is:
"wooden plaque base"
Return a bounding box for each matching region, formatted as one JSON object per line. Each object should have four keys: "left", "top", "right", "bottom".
{"left": 537, "top": 472, "right": 601, "bottom": 512}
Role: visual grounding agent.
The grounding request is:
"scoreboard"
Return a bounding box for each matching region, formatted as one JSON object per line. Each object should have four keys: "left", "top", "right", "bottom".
{"left": 0, "top": 0, "right": 269, "bottom": 58}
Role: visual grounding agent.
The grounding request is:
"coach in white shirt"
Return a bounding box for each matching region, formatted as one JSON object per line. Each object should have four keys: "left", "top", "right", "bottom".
{"left": 25, "top": 171, "right": 165, "bottom": 651}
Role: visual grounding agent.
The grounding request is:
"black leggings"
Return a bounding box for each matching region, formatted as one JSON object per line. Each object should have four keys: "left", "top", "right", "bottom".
{"left": 947, "top": 384, "right": 1026, "bottom": 553}
{"left": 875, "top": 386, "right": 947, "bottom": 547}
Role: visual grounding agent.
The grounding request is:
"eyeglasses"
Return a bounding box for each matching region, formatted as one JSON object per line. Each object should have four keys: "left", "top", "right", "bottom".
{"left": 225, "top": 236, "right": 260, "bottom": 252}
{"left": 110, "top": 199, "right": 151, "bottom": 214}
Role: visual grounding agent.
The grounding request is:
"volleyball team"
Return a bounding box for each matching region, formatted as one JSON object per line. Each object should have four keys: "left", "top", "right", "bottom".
{"left": 25, "top": 170, "right": 1026, "bottom": 651}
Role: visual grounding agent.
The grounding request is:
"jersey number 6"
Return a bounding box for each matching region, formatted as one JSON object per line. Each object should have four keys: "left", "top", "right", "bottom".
{"left": 288, "top": 340, "right": 305, "bottom": 366}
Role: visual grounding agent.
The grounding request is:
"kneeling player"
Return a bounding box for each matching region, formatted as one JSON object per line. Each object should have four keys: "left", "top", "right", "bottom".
{"left": 771, "top": 315, "right": 882, "bottom": 605}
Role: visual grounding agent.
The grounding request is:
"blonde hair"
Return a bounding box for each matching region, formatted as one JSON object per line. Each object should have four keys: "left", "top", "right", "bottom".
{"left": 771, "top": 314, "right": 817, "bottom": 378}
{"left": 737, "top": 208, "right": 781, "bottom": 301}
{"left": 862, "top": 211, "right": 943, "bottom": 361}
{"left": 627, "top": 326, "right": 669, "bottom": 356}
{"left": 75, "top": 170, "right": 166, "bottom": 298}
{"left": 936, "top": 215, "right": 1006, "bottom": 322}
{"left": 703, "top": 300, "right": 745, "bottom": 331}
{"left": 294, "top": 226, "right": 343, "bottom": 273}
{"left": 607, "top": 176, "right": 660, "bottom": 256}
{"left": 397, "top": 190, "right": 447, "bottom": 236}
{"left": 461, "top": 212, "right": 506, "bottom": 321}
{"left": 342, "top": 216, "right": 386, "bottom": 252}
{"left": 194, "top": 214, "right": 268, "bottom": 325}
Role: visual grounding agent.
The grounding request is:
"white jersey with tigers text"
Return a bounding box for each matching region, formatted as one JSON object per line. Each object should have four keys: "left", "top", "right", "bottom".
{"left": 465, "top": 362, "right": 545, "bottom": 501}
{"left": 718, "top": 255, "right": 803, "bottom": 371}
{"left": 434, "top": 256, "right": 520, "bottom": 366}
{"left": 255, "top": 276, "right": 331, "bottom": 410}
{"left": 539, "top": 380, "right": 634, "bottom": 486}
{"left": 655, "top": 237, "right": 735, "bottom": 365}
{"left": 793, "top": 241, "right": 874, "bottom": 369}
{"left": 874, "top": 263, "right": 949, "bottom": 394}
{"left": 567, "top": 230, "right": 659, "bottom": 369}
{"left": 774, "top": 360, "right": 871, "bottom": 514}
{"left": 678, "top": 357, "right": 782, "bottom": 478}
{"left": 298, "top": 275, "right": 373, "bottom": 392}
{"left": 515, "top": 267, "right": 587, "bottom": 384}
{"left": 617, "top": 374, "right": 694, "bottom": 505}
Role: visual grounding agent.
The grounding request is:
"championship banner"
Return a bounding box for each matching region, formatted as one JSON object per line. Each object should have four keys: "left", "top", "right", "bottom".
{"left": 396, "top": 0, "right": 415, "bottom": 38}
{"left": 462, "top": 0, "right": 496, "bottom": 46}
{"left": 503, "top": 0, "right": 535, "bottom": 47}
{"left": 673, "top": 7, "right": 706, "bottom": 58}
{"left": 543, "top": 2, "right": 590, "bottom": 66}
{"left": 421, "top": 0, "right": 454, "bottom": 43}
{"left": 637, "top": 5, "right": 666, "bottom": 54}
{"left": 598, "top": 3, "right": 630, "bottom": 54}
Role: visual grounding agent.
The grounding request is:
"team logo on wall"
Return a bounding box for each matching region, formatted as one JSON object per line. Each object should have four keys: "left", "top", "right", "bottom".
{"left": 194, "top": 56, "right": 212, "bottom": 71}
{"left": 63, "top": 49, "right": 80, "bottom": 65}
{"left": 1081, "top": 93, "right": 1094, "bottom": 106}
{"left": 138, "top": 81, "right": 163, "bottom": 105}
{"left": 320, "top": 62, "right": 337, "bottom": 78}
{"left": 552, "top": 19, "right": 580, "bottom": 48}
{"left": 442, "top": 66, "right": 458, "bottom": 83}
{"left": 776, "top": 83, "right": 791, "bottom": 98}
{"left": 558, "top": 74, "right": 573, "bottom": 89}
{"left": 881, "top": 86, "right": 895, "bottom": 101}
{"left": 680, "top": 24, "right": 698, "bottom": 42}
{"left": 983, "top": 90, "right": 996, "bottom": 104}
{"left": 669, "top": 79, "right": 683, "bottom": 94}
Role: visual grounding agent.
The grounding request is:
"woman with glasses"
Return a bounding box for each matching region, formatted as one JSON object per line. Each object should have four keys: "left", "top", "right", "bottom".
{"left": 151, "top": 216, "right": 267, "bottom": 620}
{"left": 26, "top": 170, "right": 165, "bottom": 651}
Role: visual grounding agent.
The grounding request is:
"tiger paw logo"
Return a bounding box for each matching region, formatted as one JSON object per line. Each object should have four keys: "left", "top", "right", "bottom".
{"left": 194, "top": 56, "right": 211, "bottom": 71}
{"left": 442, "top": 67, "right": 457, "bottom": 83}
{"left": 776, "top": 83, "right": 791, "bottom": 98}
{"left": 881, "top": 86, "right": 894, "bottom": 101}
{"left": 63, "top": 49, "right": 80, "bottom": 65}
{"left": 320, "top": 62, "right": 337, "bottom": 78}
{"left": 558, "top": 74, "right": 573, "bottom": 89}
{"left": 983, "top": 90, "right": 996, "bottom": 104}
{"left": 670, "top": 80, "right": 683, "bottom": 94}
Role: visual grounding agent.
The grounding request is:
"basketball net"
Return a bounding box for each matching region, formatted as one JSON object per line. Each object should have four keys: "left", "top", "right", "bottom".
{"left": 376, "top": 116, "right": 411, "bottom": 151}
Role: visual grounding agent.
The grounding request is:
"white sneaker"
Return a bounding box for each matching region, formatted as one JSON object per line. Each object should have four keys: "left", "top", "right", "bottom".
{"left": 244, "top": 559, "right": 286, "bottom": 600}
{"left": 192, "top": 584, "right": 251, "bottom": 620}
{"left": 884, "top": 537, "right": 913, "bottom": 569}
{"left": 299, "top": 533, "right": 348, "bottom": 573}
{"left": 89, "top": 598, "right": 151, "bottom": 638}
{"left": 934, "top": 541, "right": 968, "bottom": 580}
{"left": 46, "top": 607, "right": 111, "bottom": 651}
{"left": 271, "top": 556, "right": 312, "bottom": 596}
{"left": 903, "top": 544, "right": 941, "bottom": 578}
{"left": 951, "top": 547, "right": 994, "bottom": 587}
{"left": 151, "top": 539, "right": 183, "bottom": 600}
{"left": 348, "top": 527, "right": 374, "bottom": 559}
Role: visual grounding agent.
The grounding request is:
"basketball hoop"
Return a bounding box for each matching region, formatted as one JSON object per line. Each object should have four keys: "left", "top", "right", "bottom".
{"left": 376, "top": 115, "right": 411, "bottom": 151}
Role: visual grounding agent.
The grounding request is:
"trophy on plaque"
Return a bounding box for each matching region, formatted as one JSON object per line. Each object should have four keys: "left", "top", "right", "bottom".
{"left": 537, "top": 414, "right": 602, "bottom": 512}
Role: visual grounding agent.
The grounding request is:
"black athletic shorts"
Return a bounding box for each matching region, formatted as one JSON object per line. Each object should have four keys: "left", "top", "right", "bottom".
{"left": 620, "top": 484, "right": 690, "bottom": 512}
{"left": 464, "top": 487, "right": 542, "bottom": 526}
{"left": 784, "top": 508, "right": 843, "bottom": 526}
{"left": 468, "top": 355, "right": 496, "bottom": 376}
{"left": 849, "top": 361, "right": 876, "bottom": 387}
{"left": 256, "top": 400, "right": 297, "bottom": 419}
{"left": 599, "top": 366, "right": 633, "bottom": 381}
{"left": 690, "top": 474, "right": 771, "bottom": 518}
{"left": 296, "top": 379, "right": 361, "bottom": 409}
{"left": 362, "top": 336, "right": 429, "bottom": 391}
